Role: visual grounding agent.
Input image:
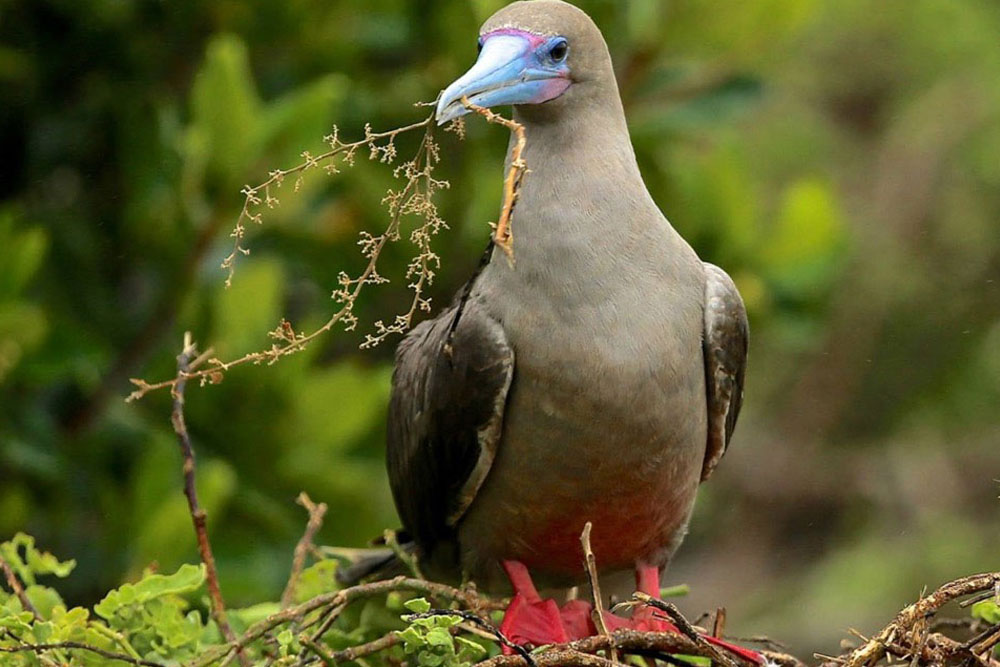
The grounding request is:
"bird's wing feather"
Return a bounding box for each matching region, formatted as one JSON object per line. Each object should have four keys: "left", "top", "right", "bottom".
{"left": 386, "top": 298, "right": 514, "bottom": 555}
{"left": 701, "top": 263, "right": 748, "bottom": 481}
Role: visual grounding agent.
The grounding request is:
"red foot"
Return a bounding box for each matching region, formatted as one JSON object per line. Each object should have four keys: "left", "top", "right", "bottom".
{"left": 498, "top": 560, "right": 764, "bottom": 665}
{"left": 558, "top": 599, "right": 596, "bottom": 641}
{"left": 632, "top": 563, "right": 765, "bottom": 665}
{"left": 499, "top": 561, "right": 571, "bottom": 652}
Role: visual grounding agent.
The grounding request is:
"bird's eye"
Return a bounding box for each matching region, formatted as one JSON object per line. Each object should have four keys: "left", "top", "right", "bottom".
{"left": 477, "top": 38, "right": 484, "bottom": 54}
{"left": 549, "top": 38, "right": 568, "bottom": 63}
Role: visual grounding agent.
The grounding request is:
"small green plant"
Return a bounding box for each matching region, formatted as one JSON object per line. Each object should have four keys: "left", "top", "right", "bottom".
{"left": 0, "top": 533, "right": 219, "bottom": 665}
{"left": 398, "top": 598, "right": 488, "bottom": 667}
{"left": 0, "top": 532, "right": 497, "bottom": 665}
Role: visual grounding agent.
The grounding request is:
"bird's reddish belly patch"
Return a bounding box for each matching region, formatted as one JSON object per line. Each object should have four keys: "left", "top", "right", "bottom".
{"left": 514, "top": 494, "right": 679, "bottom": 576}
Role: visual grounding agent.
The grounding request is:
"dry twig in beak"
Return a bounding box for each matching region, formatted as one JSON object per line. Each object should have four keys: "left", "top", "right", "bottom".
{"left": 460, "top": 96, "right": 527, "bottom": 262}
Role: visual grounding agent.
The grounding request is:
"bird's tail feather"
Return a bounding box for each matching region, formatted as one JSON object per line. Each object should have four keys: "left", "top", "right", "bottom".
{"left": 333, "top": 547, "right": 407, "bottom": 586}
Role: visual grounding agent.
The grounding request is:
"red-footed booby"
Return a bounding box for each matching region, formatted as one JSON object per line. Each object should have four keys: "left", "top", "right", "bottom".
{"left": 383, "top": 0, "right": 756, "bottom": 659}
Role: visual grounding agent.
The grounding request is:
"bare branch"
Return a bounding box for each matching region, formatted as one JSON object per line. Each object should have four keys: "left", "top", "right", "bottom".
{"left": 460, "top": 96, "right": 527, "bottom": 261}
{"left": 632, "top": 592, "right": 740, "bottom": 667}
{"left": 0, "top": 631, "right": 164, "bottom": 667}
{"left": 326, "top": 631, "right": 400, "bottom": 663}
{"left": 170, "top": 332, "right": 244, "bottom": 665}
{"left": 127, "top": 112, "right": 448, "bottom": 401}
{"left": 281, "top": 492, "right": 328, "bottom": 609}
{"left": 222, "top": 115, "right": 437, "bottom": 287}
{"left": 479, "top": 629, "right": 710, "bottom": 667}
{"left": 0, "top": 555, "right": 39, "bottom": 620}
{"left": 192, "top": 576, "right": 490, "bottom": 667}
{"left": 580, "top": 522, "right": 616, "bottom": 664}
{"left": 835, "top": 572, "right": 1000, "bottom": 667}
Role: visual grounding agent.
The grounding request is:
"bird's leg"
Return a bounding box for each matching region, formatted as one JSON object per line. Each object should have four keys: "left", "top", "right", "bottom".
{"left": 630, "top": 562, "right": 765, "bottom": 665}
{"left": 498, "top": 560, "right": 571, "bottom": 652}
{"left": 629, "top": 563, "right": 680, "bottom": 633}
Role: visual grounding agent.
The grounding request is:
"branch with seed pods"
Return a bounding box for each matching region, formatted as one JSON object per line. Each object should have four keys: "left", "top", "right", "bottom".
{"left": 126, "top": 102, "right": 527, "bottom": 402}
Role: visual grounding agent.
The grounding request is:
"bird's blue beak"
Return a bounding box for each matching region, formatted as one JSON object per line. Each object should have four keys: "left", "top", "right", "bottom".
{"left": 435, "top": 31, "right": 571, "bottom": 125}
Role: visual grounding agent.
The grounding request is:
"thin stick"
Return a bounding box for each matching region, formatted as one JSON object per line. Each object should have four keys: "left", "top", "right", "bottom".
{"left": 579, "top": 522, "right": 617, "bottom": 664}
{"left": 461, "top": 96, "right": 527, "bottom": 261}
{"left": 384, "top": 528, "right": 424, "bottom": 579}
{"left": 713, "top": 607, "right": 727, "bottom": 639}
{"left": 968, "top": 622, "right": 1000, "bottom": 656}
{"left": 508, "top": 649, "right": 617, "bottom": 667}
{"left": 0, "top": 633, "right": 163, "bottom": 667}
{"left": 633, "top": 593, "right": 740, "bottom": 667}
{"left": 281, "top": 492, "right": 328, "bottom": 608}
{"left": 479, "top": 629, "right": 708, "bottom": 667}
{"left": 193, "top": 576, "right": 488, "bottom": 667}
{"left": 221, "top": 115, "right": 437, "bottom": 287}
{"left": 761, "top": 650, "right": 811, "bottom": 667}
{"left": 170, "top": 333, "right": 243, "bottom": 665}
{"left": 328, "top": 631, "right": 400, "bottom": 663}
{"left": 298, "top": 636, "right": 335, "bottom": 666}
{"left": 960, "top": 582, "right": 1000, "bottom": 608}
{"left": 0, "top": 555, "right": 39, "bottom": 620}
{"left": 291, "top": 602, "right": 347, "bottom": 667}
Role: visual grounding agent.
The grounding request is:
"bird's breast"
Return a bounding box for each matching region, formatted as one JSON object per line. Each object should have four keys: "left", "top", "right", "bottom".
{"left": 458, "top": 254, "right": 708, "bottom": 589}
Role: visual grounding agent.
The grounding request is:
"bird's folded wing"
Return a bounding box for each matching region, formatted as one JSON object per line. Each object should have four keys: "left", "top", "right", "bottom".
{"left": 386, "top": 298, "right": 514, "bottom": 554}
{"left": 701, "top": 263, "right": 749, "bottom": 481}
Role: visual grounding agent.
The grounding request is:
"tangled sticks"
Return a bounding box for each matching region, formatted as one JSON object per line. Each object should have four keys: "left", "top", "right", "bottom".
{"left": 823, "top": 572, "right": 1000, "bottom": 667}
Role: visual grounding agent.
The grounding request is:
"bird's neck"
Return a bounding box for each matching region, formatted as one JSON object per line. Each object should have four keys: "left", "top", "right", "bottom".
{"left": 503, "top": 99, "right": 672, "bottom": 257}
{"left": 512, "top": 91, "right": 637, "bottom": 180}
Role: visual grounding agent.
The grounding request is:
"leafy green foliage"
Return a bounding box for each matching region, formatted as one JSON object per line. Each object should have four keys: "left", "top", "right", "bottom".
{"left": 0, "top": 533, "right": 76, "bottom": 587}
{"left": 399, "top": 599, "right": 488, "bottom": 667}
{"left": 0, "top": 536, "right": 214, "bottom": 665}
{"left": 0, "top": 535, "right": 498, "bottom": 665}
{"left": 2, "top": 0, "right": 1000, "bottom": 658}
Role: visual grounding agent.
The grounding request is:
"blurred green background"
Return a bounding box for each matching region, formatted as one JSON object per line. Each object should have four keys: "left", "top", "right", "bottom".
{"left": 2, "top": 0, "right": 999, "bottom": 655}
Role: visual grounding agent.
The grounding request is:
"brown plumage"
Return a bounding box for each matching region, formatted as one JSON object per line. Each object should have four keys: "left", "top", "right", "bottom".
{"left": 386, "top": 0, "right": 748, "bottom": 597}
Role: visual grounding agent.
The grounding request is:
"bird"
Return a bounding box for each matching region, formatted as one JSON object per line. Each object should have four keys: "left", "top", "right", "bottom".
{"left": 378, "top": 0, "right": 755, "bottom": 659}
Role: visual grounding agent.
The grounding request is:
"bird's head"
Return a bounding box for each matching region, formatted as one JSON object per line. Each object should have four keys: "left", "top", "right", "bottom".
{"left": 435, "top": 0, "right": 615, "bottom": 125}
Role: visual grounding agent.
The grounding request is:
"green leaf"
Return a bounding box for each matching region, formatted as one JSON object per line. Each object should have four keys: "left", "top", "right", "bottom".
{"left": 228, "top": 601, "right": 281, "bottom": 633}
{"left": 276, "top": 628, "right": 300, "bottom": 656}
{"left": 455, "top": 636, "right": 487, "bottom": 661}
{"left": 404, "top": 597, "right": 431, "bottom": 614}
{"left": 398, "top": 625, "right": 424, "bottom": 650}
{"left": 0, "top": 533, "right": 75, "bottom": 586}
{"left": 660, "top": 584, "right": 691, "bottom": 598}
{"left": 24, "top": 543, "right": 75, "bottom": 580}
{"left": 24, "top": 586, "right": 64, "bottom": 620}
{"left": 290, "top": 560, "right": 340, "bottom": 604}
{"left": 0, "top": 610, "right": 34, "bottom": 634}
{"left": 424, "top": 626, "right": 453, "bottom": 647}
{"left": 420, "top": 651, "right": 447, "bottom": 667}
{"left": 94, "top": 563, "right": 206, "bottom": 620}
{"left": 972, "top": 600, "right": 1000, "bottom": 624}
{"left": 189, "top": 34, "right": 262, "bottom": 186}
